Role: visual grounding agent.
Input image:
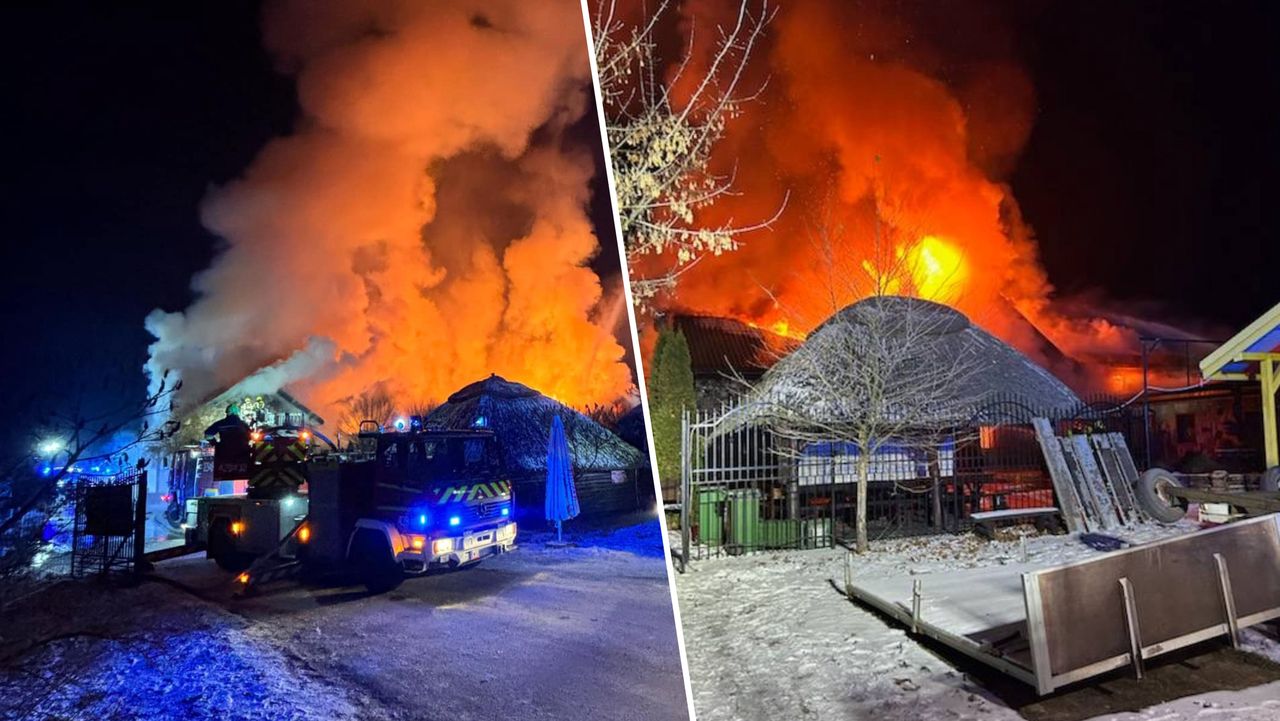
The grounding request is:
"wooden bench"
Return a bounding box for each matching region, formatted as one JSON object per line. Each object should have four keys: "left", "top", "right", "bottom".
{"left": 971, "top": 507, "right": 1061, "bottom": 539}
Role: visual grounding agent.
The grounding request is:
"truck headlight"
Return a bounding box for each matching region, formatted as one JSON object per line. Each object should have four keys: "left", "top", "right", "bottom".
{"left": 498, "top": 523, "right": 517, "bottom": 541}
{"left": 432, "top": 538, "right": 454, "bottom": 555}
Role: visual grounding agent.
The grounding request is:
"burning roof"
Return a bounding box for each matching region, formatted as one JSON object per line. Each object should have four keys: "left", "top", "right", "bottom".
{"left": 667, "top": 314, "right": 801, "bottom": 379}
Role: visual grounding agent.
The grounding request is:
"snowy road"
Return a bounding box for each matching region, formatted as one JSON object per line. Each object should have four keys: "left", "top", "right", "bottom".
{"left": 0, "top": 516, "right": 689, "bottom": 721}
{"left": 675, "top": 522, "right": 1280, "bottom": 721}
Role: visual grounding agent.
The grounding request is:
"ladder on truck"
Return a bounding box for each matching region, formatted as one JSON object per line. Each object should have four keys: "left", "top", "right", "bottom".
{"left": 233, "top": 515, "right": 310, "bottom": 596}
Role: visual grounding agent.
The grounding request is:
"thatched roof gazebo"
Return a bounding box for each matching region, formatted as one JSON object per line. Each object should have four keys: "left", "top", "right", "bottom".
{"left": 736, "top": 296, "right": 1081, "bottom": 432}
{"left": 426, "top": 375, "right": 649, "bottom": 520}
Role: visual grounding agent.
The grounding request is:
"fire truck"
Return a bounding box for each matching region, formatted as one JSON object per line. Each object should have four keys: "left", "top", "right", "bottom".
{"left": 188, "top": 418, "right": 517, "bottom": 593}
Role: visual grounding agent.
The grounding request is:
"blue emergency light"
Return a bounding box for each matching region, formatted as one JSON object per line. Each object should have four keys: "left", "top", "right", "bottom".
{"left": 449, "top": 516, "right": 461, "bottom": 527}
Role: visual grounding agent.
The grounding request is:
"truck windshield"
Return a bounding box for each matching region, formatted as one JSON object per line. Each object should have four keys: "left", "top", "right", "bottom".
{"left": 383, "top": 436, "right": 495, "bottom": 487}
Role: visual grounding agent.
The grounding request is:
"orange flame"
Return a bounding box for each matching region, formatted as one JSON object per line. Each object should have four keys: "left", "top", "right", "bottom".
{"left": 636, "top": 0, "right": 1149, "bottom": 391}
{"left": 146, "top": 2, "right": 634, "bottom": 422}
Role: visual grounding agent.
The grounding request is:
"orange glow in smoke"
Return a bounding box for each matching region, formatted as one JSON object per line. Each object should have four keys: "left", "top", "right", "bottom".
{"left": 146, "top": 2, "right": 634, "bottom": 425}
{"left": 635, "top": 0, "right": 1152, "bottom": 392}
{"left": 1106, "top": 366, "right": 1146, "bottom": 395}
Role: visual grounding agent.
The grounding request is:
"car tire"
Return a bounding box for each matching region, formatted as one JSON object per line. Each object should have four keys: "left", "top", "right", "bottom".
{"left": 1261, "top": 466, "right": 1280, "bottom": 493}
{"left": 350, "top": 529, "right": 404, "bottom": 593}
{"left": 208, "top": 519, "right": 253, "bottom": 572}
{"left": 1135, "top": 468, "right": 1187, "bottom": 524}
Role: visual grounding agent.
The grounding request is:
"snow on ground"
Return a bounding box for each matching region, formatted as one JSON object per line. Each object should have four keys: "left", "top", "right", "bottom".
{"left": 0, "top": 514, "right": 687, "bottom": 721}
{"left": 675, "top": 520, "right": 1280, "bottom": 721}
{"left": 0, "top": 581, "right": 360, "bottom": 721}
{"left": 1085, "top": 681, "right": 1280, "bottom": 721}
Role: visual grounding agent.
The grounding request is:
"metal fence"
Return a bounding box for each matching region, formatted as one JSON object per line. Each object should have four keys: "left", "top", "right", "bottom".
{"left": 70, "top": 470, "right": 147, "bottom": 577}
{"left": 677, "top": 393, "right": 1141, "bottom": 564}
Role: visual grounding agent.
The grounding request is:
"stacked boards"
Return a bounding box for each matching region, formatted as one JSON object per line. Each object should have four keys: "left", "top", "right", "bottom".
{"left": 1031, "top": 418, "right": 1146, "bottom": 533}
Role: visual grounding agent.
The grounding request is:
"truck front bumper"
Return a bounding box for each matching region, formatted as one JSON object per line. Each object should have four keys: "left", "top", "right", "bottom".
{"left": 396, "top": 522, "right": 517, "bottom": 573}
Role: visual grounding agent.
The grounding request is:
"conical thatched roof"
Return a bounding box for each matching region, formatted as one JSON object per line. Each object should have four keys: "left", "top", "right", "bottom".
{"left": 425, "top": 375, "right": 645, "bottom": 473}
{"left": 736, "top": 296, "right": 1080, "bottom": 430}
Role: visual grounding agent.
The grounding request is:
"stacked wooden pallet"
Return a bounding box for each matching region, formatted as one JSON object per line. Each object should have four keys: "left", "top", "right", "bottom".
{"left": 1031, "top": 418, "right": 1147, "bottom": 532}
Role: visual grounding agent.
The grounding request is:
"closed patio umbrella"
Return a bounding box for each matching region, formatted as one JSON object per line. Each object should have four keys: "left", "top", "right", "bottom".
{"left": 544, "top": 414, "right": 580, "bottom": 542}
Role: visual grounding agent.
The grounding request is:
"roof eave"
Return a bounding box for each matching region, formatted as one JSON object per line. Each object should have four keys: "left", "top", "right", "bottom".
{"left": 1200, "top": 300, "right": 1280, "bottom": 378}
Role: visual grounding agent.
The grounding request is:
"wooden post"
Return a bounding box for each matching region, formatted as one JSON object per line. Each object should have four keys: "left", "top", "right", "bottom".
{"left": 1213, "top": 553, "right": 1240, "bottom": 649}
{"left": 911, "top": 579, "right": 922, "bottom": 633}
{"left": 1119, "top": 577, "right": 1144, "bottom": 680}
{"left": 1262, "top": 359, "right": 1278, "bottom": 468}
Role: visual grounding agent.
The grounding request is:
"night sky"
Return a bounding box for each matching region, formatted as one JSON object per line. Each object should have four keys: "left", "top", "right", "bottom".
{"left": 0, "top": 2, "right": 1276, "bottom": 420}
{"left": 1010, "top": 0, "right": 1277, "bottom": 333}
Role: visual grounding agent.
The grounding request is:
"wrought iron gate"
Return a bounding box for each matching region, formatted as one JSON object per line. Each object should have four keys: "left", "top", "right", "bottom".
{"left": 679, "top": 407, "right": 837, "bottom": 562}
{"left": 71, "top": 471, "right": 147, "bottom": 577}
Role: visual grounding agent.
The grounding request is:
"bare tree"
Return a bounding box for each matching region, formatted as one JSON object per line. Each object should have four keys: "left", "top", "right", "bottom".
{"left": 403, "top": 399, "right": 440, "bottom": 422}
{"left": 591, "top": 0, "right": 781, "bottom": 303}
{"left": 734, "top": 198, "right": 982, "bottom": 552}
{"left": 335, "top": 390, "right": 395, "bottom": 447}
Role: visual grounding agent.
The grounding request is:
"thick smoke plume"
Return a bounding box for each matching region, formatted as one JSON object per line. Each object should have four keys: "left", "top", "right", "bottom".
{"left": 648, "top": 0, "right": 1163, "bottom": 390}
{"left": 146, "top": 0, "right": 632, "bottom": 422}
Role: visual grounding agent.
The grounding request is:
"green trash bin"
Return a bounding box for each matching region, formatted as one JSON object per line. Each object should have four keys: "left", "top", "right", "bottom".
{"left": 759, "top": 518, "right": 798, "bottom": 548}
{"left": 697, "top": 488, "right": 727, "bottom": 546}
{"left": 726, "top": 488, "right": 762, "bottom": 550}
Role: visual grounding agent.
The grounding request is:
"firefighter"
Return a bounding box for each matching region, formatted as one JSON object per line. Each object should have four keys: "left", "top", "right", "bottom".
{"left": 206, "top": 404, "right": 252, "bottom": 480}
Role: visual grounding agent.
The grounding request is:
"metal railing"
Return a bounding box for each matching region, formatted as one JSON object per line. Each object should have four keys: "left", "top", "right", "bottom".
{"left": 675, "top": 393, "right": 1144, "bottom": 568}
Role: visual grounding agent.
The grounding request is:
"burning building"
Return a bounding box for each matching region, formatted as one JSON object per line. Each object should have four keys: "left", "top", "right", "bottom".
{"left": 144, "top": 1, "right": 635, "bottom": 428}
{"left": 660, "top": 314, "right": 800, "bottom": 410}
{"left": 626, "top": 0, "right": 1210, "bottom": 397}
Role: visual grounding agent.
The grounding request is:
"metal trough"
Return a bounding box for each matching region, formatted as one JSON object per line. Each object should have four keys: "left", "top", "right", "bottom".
{"left": 845, "top": 514, "right": 1280, "bottom": 695}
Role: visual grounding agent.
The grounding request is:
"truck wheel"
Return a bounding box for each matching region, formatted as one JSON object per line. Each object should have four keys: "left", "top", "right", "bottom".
{"left": 350, "top": 529, "right": 403, "bottom": 593}
{"left": 1135, "top": 468, "right": 1186, "bottom": 524}
{"left": 208, "top": 519, "right": 253, "bottom": 572}
{"left": 1262, "top": 466, "right": 1280, "bottom": 493}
